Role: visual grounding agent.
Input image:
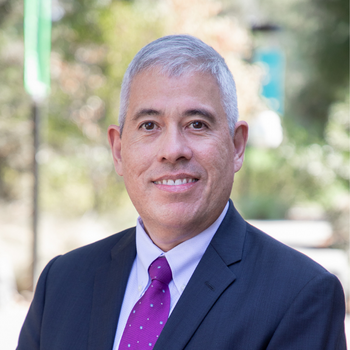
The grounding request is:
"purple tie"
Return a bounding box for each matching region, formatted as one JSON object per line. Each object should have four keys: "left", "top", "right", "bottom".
{"left": 118, "top": 257, "right": 172, "bottom": 349}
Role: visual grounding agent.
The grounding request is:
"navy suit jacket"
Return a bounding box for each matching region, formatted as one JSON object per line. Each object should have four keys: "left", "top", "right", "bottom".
{"left": 17, "top": 202, "right": 346, "bottom": 349}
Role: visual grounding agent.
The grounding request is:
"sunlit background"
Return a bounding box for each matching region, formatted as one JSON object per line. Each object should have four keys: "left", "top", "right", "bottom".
{"left": 0, "top": 0, "right": 349, "bottom": 348}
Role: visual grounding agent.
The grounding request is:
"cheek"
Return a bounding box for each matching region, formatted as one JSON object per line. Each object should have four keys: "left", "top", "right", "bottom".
{"left": 197, "top": 141, "right": 234, "bottom": 175}
{"left": 121, "top": 146, "right": 151, "bottom": 177}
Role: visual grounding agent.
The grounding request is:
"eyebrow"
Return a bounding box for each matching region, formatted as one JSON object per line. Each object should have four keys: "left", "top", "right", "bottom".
{"left": 131, "top": 107, "right": 216, "bottom": 123}
{"left": 183, "top": 108, "right": 216, "bottom": 123}
{"left": 131, "top": 108, "right": 161, "bottom": 121}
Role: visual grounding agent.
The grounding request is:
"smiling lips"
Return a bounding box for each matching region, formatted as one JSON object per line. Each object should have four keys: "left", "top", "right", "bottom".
{"left": 153, "top": 178, "right": 198, "bottom": 185}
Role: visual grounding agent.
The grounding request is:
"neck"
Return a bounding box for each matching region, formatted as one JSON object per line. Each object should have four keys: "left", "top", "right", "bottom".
{"left": 144, "top": 227, "right": 201, "bottom": 252}
{"left": 141, "top": 215, "right": 222, "bottom": 252}
{"left": 139, "top": 201, "right": 229, "bottom": 251}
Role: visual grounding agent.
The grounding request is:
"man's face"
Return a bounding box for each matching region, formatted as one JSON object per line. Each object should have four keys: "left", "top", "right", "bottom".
{"left": 108, "top": 68, "right": 248, "bottom": 250}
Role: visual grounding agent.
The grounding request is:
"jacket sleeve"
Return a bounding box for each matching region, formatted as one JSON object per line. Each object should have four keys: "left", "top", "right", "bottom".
{"left": 266, "top": 272, "right": 347, "bottom": 350}
{"left": 16, "top": 256, "right": 61, "bottom": 350}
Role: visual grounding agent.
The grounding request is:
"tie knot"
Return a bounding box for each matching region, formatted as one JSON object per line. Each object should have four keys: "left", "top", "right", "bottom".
{"left": 149, "top": 257, "right": 172, "bottom": 285}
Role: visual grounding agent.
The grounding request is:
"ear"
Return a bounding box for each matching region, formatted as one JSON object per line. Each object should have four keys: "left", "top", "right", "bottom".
{"left": 107, "top": 124, "right": 123, "bottom": 176}
{"left": 233, "top": 121, "right": 249, "bottom": 173}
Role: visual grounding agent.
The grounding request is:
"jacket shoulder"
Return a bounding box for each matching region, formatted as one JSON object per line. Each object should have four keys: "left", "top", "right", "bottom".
{"left": 244, "top": 222, "right": 336, "bottom": 282}
{"left": 47, "top": 226, "right": 136, "bottom": 276}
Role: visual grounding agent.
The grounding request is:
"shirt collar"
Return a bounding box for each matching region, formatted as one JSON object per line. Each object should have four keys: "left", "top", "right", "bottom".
{"left": 135, "top": 201, "right": 229, "bottom": 296}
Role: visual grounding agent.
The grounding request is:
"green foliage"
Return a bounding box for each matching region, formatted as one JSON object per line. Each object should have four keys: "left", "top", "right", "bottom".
{"left": 233, "top": 97, "right": 349, "bottom": 225}
{"left": 0, "top": 0, "right": 32, "bottom": 200}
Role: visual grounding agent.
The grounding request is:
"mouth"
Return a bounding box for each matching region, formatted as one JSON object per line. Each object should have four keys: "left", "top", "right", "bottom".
{"left": 153, "top": 178, "right": 198, "bottom": 186}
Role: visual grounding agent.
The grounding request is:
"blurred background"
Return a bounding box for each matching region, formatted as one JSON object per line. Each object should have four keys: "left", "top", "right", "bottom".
{"left": 0, "top": 0, "right": 349, "bottom": 348}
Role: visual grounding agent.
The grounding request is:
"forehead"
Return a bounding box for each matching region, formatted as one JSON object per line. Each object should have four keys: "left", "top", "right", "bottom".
{"left": 126, "top": 68, "right": 225, "bottom": 118}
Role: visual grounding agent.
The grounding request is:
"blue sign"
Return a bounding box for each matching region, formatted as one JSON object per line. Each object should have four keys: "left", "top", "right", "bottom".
{"left": 254, "top": 48, "right": 285, "bottom": 115}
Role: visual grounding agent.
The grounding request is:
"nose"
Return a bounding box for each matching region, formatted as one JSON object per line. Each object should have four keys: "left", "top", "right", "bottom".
{"left": 157, "top": 126, "right": 192, "bottom": 163}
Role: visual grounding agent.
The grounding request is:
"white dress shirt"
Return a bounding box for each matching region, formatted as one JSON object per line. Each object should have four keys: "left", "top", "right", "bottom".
{"left": 112, "top": 202, "right": 229, "bottom": 350}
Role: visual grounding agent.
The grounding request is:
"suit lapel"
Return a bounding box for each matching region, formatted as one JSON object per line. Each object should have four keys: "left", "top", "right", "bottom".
{"left": 88, "top": 228, "right": 136, "bottom": 350}
{"left": 154, "top": 202, "right": 247, "bottom": 350}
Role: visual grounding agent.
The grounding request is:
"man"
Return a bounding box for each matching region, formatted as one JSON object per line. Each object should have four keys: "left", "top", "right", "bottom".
{"left": 17, "top": 35, "right": 346, "bottom": 349}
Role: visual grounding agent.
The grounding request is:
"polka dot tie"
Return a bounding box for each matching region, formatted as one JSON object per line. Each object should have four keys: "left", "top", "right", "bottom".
{"left": 118, "top": 257, "right": 172, "bottom": 349}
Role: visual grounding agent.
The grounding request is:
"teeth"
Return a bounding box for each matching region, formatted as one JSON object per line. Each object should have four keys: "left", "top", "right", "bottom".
{"left": 155, "top": 178, "right": 196, "bottom": 185}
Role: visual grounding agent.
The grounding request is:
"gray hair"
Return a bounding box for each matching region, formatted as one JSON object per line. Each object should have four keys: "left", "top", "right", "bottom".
{"left": 119, "top": 34, "right": 239, "bottom": 135}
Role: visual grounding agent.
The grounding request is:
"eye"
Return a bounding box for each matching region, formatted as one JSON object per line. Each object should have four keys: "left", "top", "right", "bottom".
{"left": 141, "top": 121, "right": 156, "bottom": 130}
{"left": 190, "top": 121, "right": 206, "bottom": 129}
